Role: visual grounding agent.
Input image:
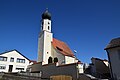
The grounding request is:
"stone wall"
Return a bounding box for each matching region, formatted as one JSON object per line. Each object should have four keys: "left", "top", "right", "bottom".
{"left": 31, "top": 62, "right": 79, "bottom": 80}
{"left": 0, "top": 73, "right": 44, "bottom": 80}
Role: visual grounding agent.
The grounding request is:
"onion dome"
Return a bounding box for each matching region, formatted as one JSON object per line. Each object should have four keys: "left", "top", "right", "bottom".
{"left": 42, "top": 9, "right": 51, "bottom": 20}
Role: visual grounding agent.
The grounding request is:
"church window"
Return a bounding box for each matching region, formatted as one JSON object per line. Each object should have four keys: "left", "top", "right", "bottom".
{"left": 54, "top": 57, "right": 58, "bottom": 63}
{"left": 48, "top": 26, "right": 50, "bottom": 30}
{"left": 48, "top": 22, "right": 50, "bottom": 24}
{"left": 47, "top": 52, "right": 48, "bottom": 54}
{"left": 48, "top": 57, "right": 52, "bottom": 64}
{"left": 56, "top": 47, "right": 63, "bottom": 51}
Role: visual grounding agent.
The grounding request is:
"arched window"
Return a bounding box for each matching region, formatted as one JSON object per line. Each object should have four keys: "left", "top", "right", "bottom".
{"left": 48, "top": 26, "right": 50, "bottom": 30}
{"left": 54, "top": 57, "right": 58, "bottom": 63}
{"left": 48, "top": 57, "right": 52, "bottom": 64}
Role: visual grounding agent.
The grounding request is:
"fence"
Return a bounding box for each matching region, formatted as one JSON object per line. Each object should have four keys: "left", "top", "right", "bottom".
{"left": 19, "top": 72, "right": 41, "bottom": 77}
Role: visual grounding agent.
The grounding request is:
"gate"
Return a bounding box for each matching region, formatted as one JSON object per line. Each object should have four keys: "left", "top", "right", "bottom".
{"left": 50, "top": 75, "right": 72, "bottom": 80}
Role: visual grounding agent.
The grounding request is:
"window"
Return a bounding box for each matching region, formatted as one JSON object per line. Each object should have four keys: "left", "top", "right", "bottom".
{"left": 0, "top": 56, "right": 7, "bottom": 61}
{"left": 54, "top": 57, "right": 58, "bottom": 63}
{"left": 48, "top": 57, "right": 53, "bottom": 64}
{"left": 16, "top": 68, "right": 24, "bottom": 70}
{"left": 48, "top": 26, "right": 50, "bottom": 30}
{"left": 17, "top": 58, "right": 25, "bottom": 63}
{"left": 56, "top": 47, "right": 63, "bottom": 51}
{"left": 0, "top": 66, "right": 6, "bottom": 69}
{"left": 10, "top": 57, "right": 14, "bottom": 62}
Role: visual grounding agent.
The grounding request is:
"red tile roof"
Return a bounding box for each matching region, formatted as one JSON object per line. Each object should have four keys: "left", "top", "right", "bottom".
{"left": 52, "top": 38, "right": 74, "bottom": 57}
{"left": 30, "top": 60, "right": 37, "bottom": 64}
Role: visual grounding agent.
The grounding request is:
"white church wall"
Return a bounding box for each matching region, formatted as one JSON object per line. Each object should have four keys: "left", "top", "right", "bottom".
{"left": 78, "top": 63, "right": 84, "bottom": 73}
{"left": 51, "top": 46, "right": 65, "bottom": 65}
{"left": 42, "top": 31, "right": 53, "bottom": 65}
{"left": 38, "top": 13, "right": 53, "bottom": 65}
{"left": 65, "top": 56, "right": 75, "bottom": 64}
{"left": 0, "top": 50, "right": 30, "bottom": 72}
{"left": 42, "top": 19, "right": 51, "bottom": 32}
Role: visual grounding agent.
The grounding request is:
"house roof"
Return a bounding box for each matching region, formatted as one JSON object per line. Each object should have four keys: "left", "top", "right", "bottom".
{"left": 105, "top": 37, "right": 120, "bottom": 50}
{"left": 30, "top": 60, "right": 37, "bottom": 64}
{"left": 91, "top": 57, "right": 108, "bottom": 62}
{"left": 52, "top": 38, "right": 74, "bottom": 57}
{"left": 0, "top": 49, "right": 30, "bottom": 61}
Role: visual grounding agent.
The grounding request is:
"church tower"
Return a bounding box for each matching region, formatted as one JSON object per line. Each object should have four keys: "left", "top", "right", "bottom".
{"left": 38, "top": 10, "right": 53, "bottom": 65}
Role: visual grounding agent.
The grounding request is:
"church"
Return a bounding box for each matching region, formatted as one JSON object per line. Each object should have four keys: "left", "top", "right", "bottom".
{"left": 29, "top": 10, "right": 83, "bottom": 80}
{"left": 38, "top": 9, "right": 79, "bottom": 65}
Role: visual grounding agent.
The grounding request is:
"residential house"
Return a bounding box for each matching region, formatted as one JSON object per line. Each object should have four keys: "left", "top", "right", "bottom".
{"left": 0, "top": 49, "right": 31, "bottom": 72}
{"left": 90, "top": 57, "right": 110, "bottom": 79}
{"left": 105, "top": 37, "right": 120, "bottom": 80}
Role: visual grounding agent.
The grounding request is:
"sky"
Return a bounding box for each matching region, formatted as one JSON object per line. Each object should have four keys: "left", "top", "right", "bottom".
{"left": 0, "top": 0, "right": 120, "bottom": 63}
